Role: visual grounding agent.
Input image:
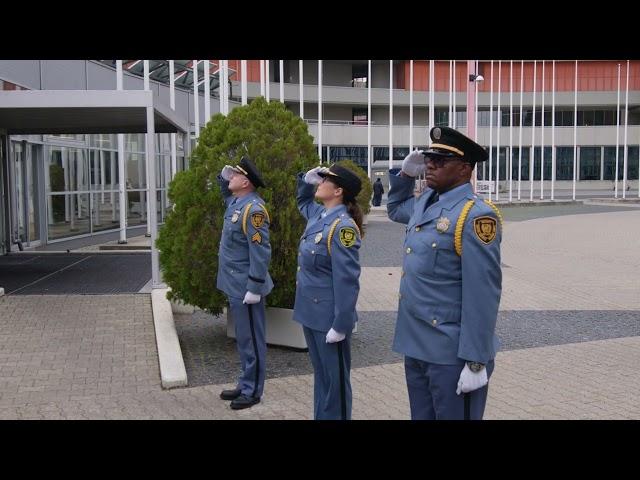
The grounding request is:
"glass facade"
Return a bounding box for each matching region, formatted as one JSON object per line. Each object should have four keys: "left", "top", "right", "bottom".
{"left": 8, "top": 133, "right": 187, "bottom": 243}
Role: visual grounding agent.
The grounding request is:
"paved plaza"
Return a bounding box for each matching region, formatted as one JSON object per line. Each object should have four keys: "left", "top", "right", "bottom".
{"left": 1, "top": 202, "right": 639, "bottom": 419}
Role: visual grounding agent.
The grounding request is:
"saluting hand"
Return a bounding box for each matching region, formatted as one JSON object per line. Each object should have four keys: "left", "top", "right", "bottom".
{"left": 304, "top": 166, "right": 329, "bottom": 185}
{"left": 221, "top": 165, "right": 235, "bottom": 181}
{"left": 401, "top": 149, "right": 426, "bottom": 177}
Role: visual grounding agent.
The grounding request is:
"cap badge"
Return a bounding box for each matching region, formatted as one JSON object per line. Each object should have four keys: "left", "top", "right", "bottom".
{"left": 433, "top": 127, "right": 442, "bottom": 140}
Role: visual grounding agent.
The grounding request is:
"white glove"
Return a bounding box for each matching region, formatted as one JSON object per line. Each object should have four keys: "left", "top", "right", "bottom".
{"left": 401, "top": 149, "right": 426, "bottom": 177}
{"left": 325, "top": 328, "right": 346, "bottom": 343}
{"left": 221, "top": 165, "right": 236, "bottom": 181}
{"left": 304, "top": 166, "right": 329, "bottom": 185}
{"left": 242, "top": 291, "right": 261, "bottom": 305}
{"left": 456, "top": 364, "right": 488, "bottom": 395}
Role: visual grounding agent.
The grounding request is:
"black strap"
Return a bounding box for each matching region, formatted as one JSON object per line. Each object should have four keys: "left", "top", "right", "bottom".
{"left": 247, "top": 304, "right": 260, "bottom": 399}
{"left": 424, "top": 192, "right": 439, "bottom": 211}
{"left": 464, "top": 393, "right": 471, "bottom": 420}
{"left": 337, "top": 341, "right": 347, "bottom": 421}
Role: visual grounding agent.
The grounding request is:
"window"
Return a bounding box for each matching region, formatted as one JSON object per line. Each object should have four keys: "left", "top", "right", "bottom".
{"left": 579, "top": 147, "right": 600, "bottom": 180}
{"left": 352, "top": 108, "right": 368, "bottom": 125}
{"left": 556, "top": 147, "right": 575, "bottom": 180}
{"left": 352, "top": 64, "right": 368, "bottom": 88}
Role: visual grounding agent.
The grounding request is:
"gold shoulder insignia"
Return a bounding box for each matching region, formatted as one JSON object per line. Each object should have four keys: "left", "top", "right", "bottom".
{"left": 338, "top": 227, "right": 357, "bottom": 247}
{"left": 473, "top": 216, "right": 497, "bottom": 244}
{"left": 251, "top": 212, "right": 265, "bottom": 229}
{"left": 454, "top": 200, "right": 475, "bottom": 256}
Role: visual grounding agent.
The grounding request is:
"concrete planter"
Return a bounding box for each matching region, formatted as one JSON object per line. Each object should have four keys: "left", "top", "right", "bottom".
{"left": 227, "top": 306, "right": 307, "bottom": 350}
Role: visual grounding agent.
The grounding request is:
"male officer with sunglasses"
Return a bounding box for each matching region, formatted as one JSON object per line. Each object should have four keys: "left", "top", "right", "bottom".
{"left": 387, "top": 126, "right": 503, "bottom": 420}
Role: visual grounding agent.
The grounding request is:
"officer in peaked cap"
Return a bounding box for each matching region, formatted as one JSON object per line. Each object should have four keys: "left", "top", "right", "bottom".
{"left": 293, "top": 162, "right": 364, "bottom": 420}
{"left": 216, "top": 155, "right": 272, "bottom": 410}
{"left": 387, "top": 126, "right": 503, "bottom": 420}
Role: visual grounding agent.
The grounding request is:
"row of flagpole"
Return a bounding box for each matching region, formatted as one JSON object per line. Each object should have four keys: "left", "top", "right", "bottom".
{"left": 189, "top": 60, "right": 636, "bottom": 200}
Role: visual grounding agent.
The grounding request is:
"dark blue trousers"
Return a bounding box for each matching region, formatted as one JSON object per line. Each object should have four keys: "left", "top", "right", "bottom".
{"left": 404, "top": 356, "right": 495, "bottom": 420}
{"left": 228, "top": 296, "right": 266, "bottom": 398}
{"left": 303, "top": 327, "right": 352, "bottom": 420}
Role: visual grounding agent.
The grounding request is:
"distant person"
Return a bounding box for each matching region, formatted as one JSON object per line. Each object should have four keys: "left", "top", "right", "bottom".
{"left": 372, "top": 178, "right": 384, "bottom": 206}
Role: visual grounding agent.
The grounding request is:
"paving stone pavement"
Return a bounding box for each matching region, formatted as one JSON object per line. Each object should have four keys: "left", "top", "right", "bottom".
{"left": 0, "top": 206, "right": 638, "bottom": 419}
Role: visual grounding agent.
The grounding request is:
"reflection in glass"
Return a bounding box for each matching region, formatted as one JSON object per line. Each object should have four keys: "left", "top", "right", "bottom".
{"left": 48, "top": 193, "right": 90, "bottom": 240}
{"left": 126, "top": 153, "right": 146, "bottom": 189}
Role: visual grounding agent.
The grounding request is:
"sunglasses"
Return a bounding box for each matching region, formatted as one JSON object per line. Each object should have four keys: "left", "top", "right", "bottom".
{"left": 425, "top": 155, "right": 464, "bottom": 168}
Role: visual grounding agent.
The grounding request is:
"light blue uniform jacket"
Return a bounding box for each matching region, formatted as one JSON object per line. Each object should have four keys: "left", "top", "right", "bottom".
{"left": 293, "top": 173, "right": 361, "bottom": 334}
{"left": 216, "top": 176, "right": 273, "bottom": 299}
{"left": 387, "top": 174, "right": 502, "bottom": 365}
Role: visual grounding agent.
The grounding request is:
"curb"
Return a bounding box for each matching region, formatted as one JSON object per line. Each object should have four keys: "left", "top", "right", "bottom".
{"left": 150, "top": 288, "right": 188, "bottom": 389}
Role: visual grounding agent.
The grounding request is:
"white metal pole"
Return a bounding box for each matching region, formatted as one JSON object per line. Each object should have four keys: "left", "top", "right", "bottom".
{"left": 551, "top": 60, "right": 556, "bottom": 201}
{"left": 204, "top": 60, "right": 211, "bottom": 121}
{"left": 429, "top": 60, "right": 435, "bottom": 135}
{"left": 540, "top": 60, "right": 545, "bottom": 199}
{"left": 224, "top": 60, "right": 230, "bottom": 115}
{"left": 116, "top": 60, "right": 127, "bottom": 243}
{"left": 260, "top": 60, "right": 265, "bottom": 97}
{"left": 409, "top": 60, "right": 414, "bottom": 151}
{"left": 144, "top": 60, "right": 152, "bottom": 236}
{"left": 389, "top": 60, "right": 393, "bottom": 171}
{"left": 147, "top": 105, "right": 161, "bottom": 288}
{"left": 615, "top": 63, "right": 621, "bottom": 198}
{"left": 169, "top": 60, "right": 177, "bottom": 180}
{"left": 489, "top": 60, "right": 494, "bottom": 200}
{"left": 318, "top": 60, "right": 323, "bottom": 160}
{"left": 449, "top": 60, "right": 453, "bottom": 127}
{"left": 530, "top": 60, "right": 537, "bottom": 201}
{"left": 572, "top": 60, "right": 578, "bottom": 200}
{"left": 496, "top": 61, "right": 502, "bottom": 201}
{"left": 509, "top": 60, "right": 513, "bottom": 202}
{"left": 299, "top": 60, "right": 304, "bottom": 119}
{"left": 452, "top": 60, "right": 457, "bottom": 129}
{"left": 193, "top": 60, "right": 200, "bottom": 139}
{"left": 474, "top": 61, "right": 479, "bottom": 143}
{"left": 623, "top": 59, "right": 630, "bottom": 198}
{"left": 265, "top": 60, "right": 270, "bottom": 102}
{"left": 518, "top": 60, "right": 524, "bottom": 200}
{"left": 368, "top": 60, "right": 372, "bottom": 180}
{"left": 241, "top": 60, "right": 248, "bottom": 106}
{"left": 279, "top": 60, "right": 284, "bottom": 103}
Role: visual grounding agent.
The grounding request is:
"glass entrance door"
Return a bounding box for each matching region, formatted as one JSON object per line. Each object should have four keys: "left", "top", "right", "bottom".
{"left": 12, "top": 141, "right": 42, "bottom": 247}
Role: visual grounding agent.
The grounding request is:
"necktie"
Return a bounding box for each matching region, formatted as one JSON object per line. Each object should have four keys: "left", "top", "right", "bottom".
{"left": 425, "top": 192, "right": 439, "bottom": 211}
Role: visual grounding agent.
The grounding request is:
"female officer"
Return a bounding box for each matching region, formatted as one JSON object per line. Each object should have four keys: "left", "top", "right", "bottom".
{"left": 293, "top": 163, "right": 363, "bottom": 420}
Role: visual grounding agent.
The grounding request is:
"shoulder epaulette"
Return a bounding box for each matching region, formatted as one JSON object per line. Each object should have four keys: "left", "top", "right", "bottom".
{"left": 483, "top": 199, "right": 503, "bottom": 228}
{"left": 454, "top": 200, "right": 476, "bottom": 256}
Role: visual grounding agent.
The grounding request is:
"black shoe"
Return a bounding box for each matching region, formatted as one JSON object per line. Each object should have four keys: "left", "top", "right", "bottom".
{"left": 230, "top": 394, "right": 261, "bottom": 410}
{"left": 220, "top": 388, "right": 242, "bottom": 401}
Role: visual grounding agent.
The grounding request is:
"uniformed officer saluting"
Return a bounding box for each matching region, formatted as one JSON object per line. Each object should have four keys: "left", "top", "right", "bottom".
{"left": 294, "top": 163, "right": 363, "bottom": 420}
{"left": 216, "top": 156, "right": 272, "bottom": 410}
{"left": 387, "top": 126, "right": 503, "bottom": 420}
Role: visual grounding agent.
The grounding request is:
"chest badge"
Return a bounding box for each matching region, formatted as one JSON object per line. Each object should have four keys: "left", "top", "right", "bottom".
{"left": 314, "top": 233, "right": 323, "bottom": 244}
{"left": 436, "top": 216, "right": 451, "bottom": 233}
{"left": 231, "top": 210, "right": 240, "bottom": 223}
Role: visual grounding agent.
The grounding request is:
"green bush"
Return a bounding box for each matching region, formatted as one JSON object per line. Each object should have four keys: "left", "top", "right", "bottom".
{"left": 333, "top": 159, "right": 373, "bottom": 216}
{"left": 157, "top": 97, "right": 319, "bottom": 315}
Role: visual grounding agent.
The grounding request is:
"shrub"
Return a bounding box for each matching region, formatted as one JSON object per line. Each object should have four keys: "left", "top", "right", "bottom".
{"left": 157, "top": 97, "right": 319, "bottom": 314}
